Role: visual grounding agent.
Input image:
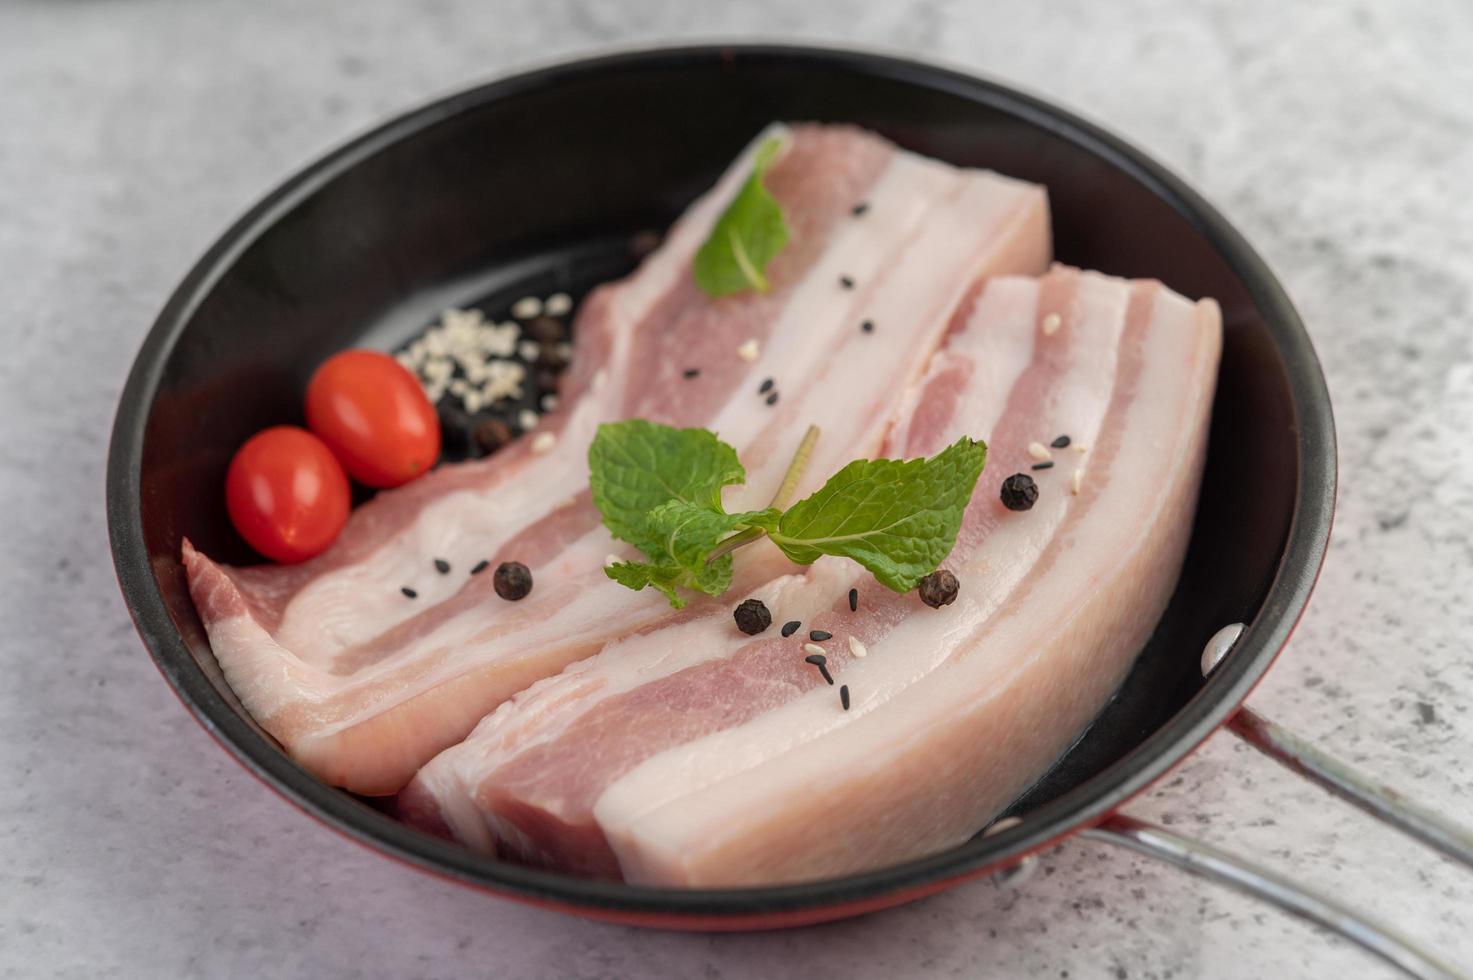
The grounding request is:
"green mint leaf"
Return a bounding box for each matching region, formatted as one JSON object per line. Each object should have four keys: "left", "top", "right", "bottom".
{"left": 604, "top": 554, "right": 735, "bottom": 610}
{"left": 589, "top": 420, "right": 746, "bottom": 557}
{"left": 646, "top": 501, "right": 781, "bottom": 569}
{"left": 769, "top": 437, "right": 987, "bottom": 592}
{"left": 692, "top": 136, "right": 790, "bottom": 297}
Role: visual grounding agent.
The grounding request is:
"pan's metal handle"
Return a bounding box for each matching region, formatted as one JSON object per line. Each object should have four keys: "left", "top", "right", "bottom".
{"left": 1204, "top": 625, "right": 1473, "bottom": 871}
{"left": 1076, "top": 624, "right": 1473, "bottom": 979}
{"left": 1082, "top": 815, "right": 1464, "bottom": 980}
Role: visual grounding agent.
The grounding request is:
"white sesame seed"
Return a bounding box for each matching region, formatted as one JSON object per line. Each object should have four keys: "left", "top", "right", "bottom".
{"left": 1074, "top": 443, "right": 1089, "bottom": 453}
{"left": 545, "top": 292, "right": 573, "bottom": 316}
{"left": 462, "top": 391, "right": 483, "bottom": 413}
{"left": 540, "top": 393, "right": 559, "bottom": 412}
{"left": 1041, "top": 312, "right": 1062, "bottom": 336}
{"left": 803, "top": 643, "right": 827, "bottom": 658}
{"left": 1027, "top": 441, "right": 1051, "bottom": 463}
{"left": 604, "top": 554, "right": 621, "bottom": 568}
{"left": 518, "top": 339, "right": 541, "bottom": 361}
{"left": 531, "top": 431, "right": 557, "bottom": 454}
{"left": 449, "top": 378, "right": 469, "bottom": 396}
{"left": 1071, "top": 468, "right": 1085, "bottom": 495}
{"left": 848, "top": 635, "right": 867, "bottom": 659}
{"left": 518, "top": 409, "right": 539, "bottom": 432}
{"left": 737, "top": 338, "right": 760, "bottom": 362}
{"left": 511, "top": 296, "right": 542, "bottom": 319}
{"left": 983, "top": 816, "right": 1023, "bottom": 837}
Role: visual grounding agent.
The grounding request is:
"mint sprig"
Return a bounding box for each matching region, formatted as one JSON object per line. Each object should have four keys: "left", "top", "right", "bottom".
{"left": 589, "top": 420, "right": 986, "bottom": 607}
{"left": 692, "top": 136, "right": 790, "bottom": 297}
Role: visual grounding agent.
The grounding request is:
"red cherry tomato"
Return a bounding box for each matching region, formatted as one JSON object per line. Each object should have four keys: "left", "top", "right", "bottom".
{"left": 226, "top": 426, "right": 350, "bottom": 563}
{"left": 305, "top": 349, "right": 441, "bottom": 488}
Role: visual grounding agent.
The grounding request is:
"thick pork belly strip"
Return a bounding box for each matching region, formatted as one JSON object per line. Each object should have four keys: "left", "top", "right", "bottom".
{"left": 610, "top": 278, "right": 1221, "bottom": 886}
{"left": 403, "top": 268, "right": 1221, "bottom": 885}
{"left": 398, "top": 268, "right": 1096, "bottom": 865}
{"left": 186, "top": 128, "right": 1051, "bottom": 794}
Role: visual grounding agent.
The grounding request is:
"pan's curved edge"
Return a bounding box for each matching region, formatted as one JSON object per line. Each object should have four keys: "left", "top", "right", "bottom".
{"left": 105, "top": 41, "right": 1336, "bottom": 926}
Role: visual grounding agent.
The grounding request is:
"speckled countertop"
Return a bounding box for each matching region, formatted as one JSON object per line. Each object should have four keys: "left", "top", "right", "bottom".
{"left": 2, "top": 1, "right": 1470, "bottom": 977}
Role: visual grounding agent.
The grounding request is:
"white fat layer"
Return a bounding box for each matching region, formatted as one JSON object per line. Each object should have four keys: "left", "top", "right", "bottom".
{"left": 271, "top": 128, "right": 791, "bottom": 662}
{"left": 604, "top": 286, "right": 1216, "bottom": 885}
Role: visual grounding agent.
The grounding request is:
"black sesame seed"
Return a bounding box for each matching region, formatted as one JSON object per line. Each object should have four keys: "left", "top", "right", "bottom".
{"left": 851, "top": 202, "right": 870, "bottom": 217}
{"left": 1000, "top": 473, "right": 1039, "bottom": 512}
{"left": 860, "top": 319, "right": 874, "bottom": 333}
{"left": 765, "top": 391, "right": 779, "bottom": 406}
{"left": 809, "top": 630, "right": 833, "bottom": 642}
{"left": 401, "top": 587, "right": 418, "bottom": 599}
{"left": 839, "top": 275, "right": 855, "bottom": 290}
{"left": 1031, "top": 460, "right": 1055, "bottom": 471}
{"left": 758, "top": 377, "right": 774, "bottom": 394}
{"left": 1051, "top": 434, "right": 1071, "bottom": 449}
{"left": 840, "top": 685, "right": 851, "bottom": 710}
{"left": 433, "top": 558, "right": 451, "bottom": 574}
{"left": 781, "top": 620, "right": 801, "bottom": 637}
{"left": 469, "top": 560, "right": 489, "bottom": 576}
{"left": 734, "top": 598, "right": 772, "bottom": 635}
{"left": 918, "top": 569, "right": 959, "bottom": 609}
{"left": 683, "top": 367, "right": 700, "bottom": 379}
{"left": 493, "top": 561, "right": 533, "bottom": 601}
{"left": 804, "top": 653, "right": 834, "bottom": 685}
{"left": 848, "top": 588, "right": 858, "bottom": 612}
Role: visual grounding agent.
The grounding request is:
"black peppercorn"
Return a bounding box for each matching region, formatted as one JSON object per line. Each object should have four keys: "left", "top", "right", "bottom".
{"left": 526, "top": 316, "right": 566, "bottom": 346}
{"left": 475, "top": 418, "right": 514, "bottom": 454}
{"left": 493, "top": 561, "right": 533, "bottom": 601}
{"left": 918, "top": 569, "right": 959, "bottom": 609}
{"left": 733, "top": 598, "right": 772, "bottom": 635}
{"left": 1000, "top": 473, "right": 1039, "bottom": 511}
{"left": 537, "top": 345, "right": 570, "bottom": 371}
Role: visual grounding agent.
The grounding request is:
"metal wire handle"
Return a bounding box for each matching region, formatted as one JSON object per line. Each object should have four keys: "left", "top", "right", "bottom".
{"left": 1085, "top": 624, "right": 1473, "bottom": 980}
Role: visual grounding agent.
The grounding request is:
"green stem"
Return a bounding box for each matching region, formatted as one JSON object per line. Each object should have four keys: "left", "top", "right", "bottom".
{"left": 768, "top": 425, "right": 820, "bottom": 510}
{"left": 705, "top": 425, "right": 819, "bottom": 565}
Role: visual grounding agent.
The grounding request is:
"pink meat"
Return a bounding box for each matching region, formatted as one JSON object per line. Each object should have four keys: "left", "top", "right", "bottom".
{"left": 184, "top": 125, "right": 1052, "bottom": 795}
{"left": 402, "top": 265, "right": 1222, "bottom": 885}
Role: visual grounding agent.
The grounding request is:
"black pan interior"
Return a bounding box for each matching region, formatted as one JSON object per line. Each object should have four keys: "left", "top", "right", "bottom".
{"left": 108, "top": 45, "right": 1333, "bottom": 919}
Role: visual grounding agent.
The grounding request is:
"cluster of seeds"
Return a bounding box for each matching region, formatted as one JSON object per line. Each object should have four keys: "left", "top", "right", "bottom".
{"left": 733, "top": 577, "right": 946, "bottom": 714}
{"left": 395, "top": 292, "right": 576, "bottom": 459}
{"left": 1001, "top": 433, "right": 1090, "bottom": 510}
{"left": 400, "top": 558, "right": 533, "bottom": 603}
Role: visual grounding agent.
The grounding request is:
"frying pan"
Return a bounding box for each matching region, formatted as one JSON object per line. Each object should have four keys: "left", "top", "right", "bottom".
{"left": 105, "top": 44, "right": 1472, "bottom": 978}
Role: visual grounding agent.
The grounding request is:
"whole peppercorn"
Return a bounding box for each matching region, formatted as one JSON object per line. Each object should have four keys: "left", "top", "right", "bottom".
{"left": 537, "top": 344, "right": 570, "bottom": 371}
{"left": 733, "top": 598, "right": 772, "bottom": 635}
{"left": 526, "top": 316, "right": 567, "bottom": 346}
{"left": 999, "top": 473, "right": 1039, "bottom": 512}
{"left": 918, "top": 569, "right": 960, "bottom": 609}
{"left": 493, "top": 561, "right": 533, "bottom": 601}
{"left": 474, "top": 418, "right": 514, "bottom": 454}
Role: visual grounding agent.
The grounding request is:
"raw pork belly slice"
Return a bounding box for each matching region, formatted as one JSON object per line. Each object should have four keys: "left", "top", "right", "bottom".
{"left": 401, "top": 265, "right": 1222, "bottom": 885}
{"left": 184, "top": 125, "right": 1051, "bottom": 795}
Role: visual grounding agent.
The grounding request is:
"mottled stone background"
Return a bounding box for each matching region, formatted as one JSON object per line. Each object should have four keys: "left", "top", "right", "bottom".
{"left": 2, "top": 1, "right": 1470, "bottom": 977}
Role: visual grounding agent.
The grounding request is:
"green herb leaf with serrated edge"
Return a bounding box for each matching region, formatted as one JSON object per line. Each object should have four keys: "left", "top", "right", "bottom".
{"left": 604, "top": 557, "right": 734, "bottom": 610}
{"left": 769, "top": 437, "right": 987, "bottom": 592}
{"left": 588, "top": 419, "right": 746, "bottom": 558}
{"left": 692, "top": 136, "right": 790, "bottom": 297}
{"left": 589, "top": 420, "right": 987, "bottom": 608}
